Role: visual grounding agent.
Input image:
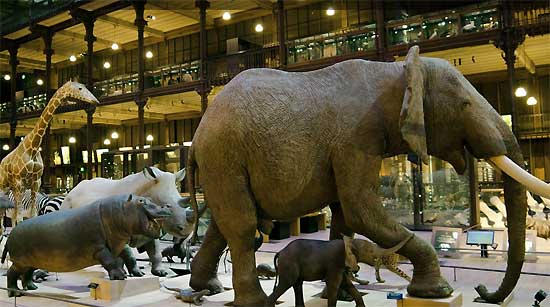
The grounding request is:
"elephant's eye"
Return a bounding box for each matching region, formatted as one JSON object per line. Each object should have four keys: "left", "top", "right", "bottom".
{"left": 462, "top": 100, "right": 471, "bottom": 108}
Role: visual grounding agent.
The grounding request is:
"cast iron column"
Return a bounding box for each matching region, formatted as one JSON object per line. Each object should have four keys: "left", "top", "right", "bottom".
{"left": 494, "top": 0, "right": 524, "bottom": 136}
{"left": 42, "top": 29, "right": 54, "bottom": 192}
{"left": 84, "top": 19, "right": 96, "bottom": 179}
{"left": 134, "top": 1, "right": 146, "bottom": 93}
{"left": 196, "top": 0, "right": 209, "bottom": 114}
{"left": 72, "top": 9, "right": 97, "bottom": 178}
{"left": 276, "top": 0, "right": 287, "bottom": 67}
{"left": 134, "top": 1, "right": 147, "bottom": 148}
{"left": 468, "top": 153, "right": 480, "bottom": 228}
{"left": 374, "top": 0, "right": 390, "bottom": 61}
{"left": 136, "top": 97, "right": 147, "bottom": 149}
{"left": 85, "top": 106, "right": 95, "bottom": 179}
{"left": 8, "top": 45, "right": 18, "bottom": 148}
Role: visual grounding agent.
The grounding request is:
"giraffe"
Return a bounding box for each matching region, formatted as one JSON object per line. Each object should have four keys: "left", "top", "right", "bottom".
{"left": 0, "top": 81, "right": 98, "bottom": 229}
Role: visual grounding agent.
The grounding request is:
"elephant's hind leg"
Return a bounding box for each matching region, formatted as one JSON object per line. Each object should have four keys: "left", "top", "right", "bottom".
{"left": 331, "top": 149, "right": 453, "bottom": 299}
{"left": 190, "top": 218, "right": 227, "bottom": 294}
{"left": 202, "top": 173, "right": 268, "bottom": 306}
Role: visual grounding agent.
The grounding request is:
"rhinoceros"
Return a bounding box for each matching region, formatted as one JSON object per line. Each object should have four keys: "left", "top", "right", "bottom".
{"left": 1, "top": 194, "right": 171, "bottom": 297}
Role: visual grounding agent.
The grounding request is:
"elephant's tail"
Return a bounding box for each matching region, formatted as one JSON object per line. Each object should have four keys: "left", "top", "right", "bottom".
{"left": 272, "top": 252, "right": 280, "bottom": 292}
{"left": 187, "top": 146, "right": 202, "bottom": 244}
{"left": 1, "top": 241, "right": 8, "bottom": 264}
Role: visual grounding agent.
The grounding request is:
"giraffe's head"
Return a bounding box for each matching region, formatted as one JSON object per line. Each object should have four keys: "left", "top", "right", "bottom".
{"left": 57, "top": 81, "right": 99, "bottom": 105}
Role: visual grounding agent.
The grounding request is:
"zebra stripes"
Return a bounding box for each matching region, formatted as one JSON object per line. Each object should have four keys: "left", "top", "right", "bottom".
{"left": 5, "top": 190, "right": 64, "bottom": 218}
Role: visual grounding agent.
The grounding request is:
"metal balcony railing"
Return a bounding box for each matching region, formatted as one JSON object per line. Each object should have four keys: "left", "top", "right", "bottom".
{"left": 517, "top": 113, "right": 550, "bottom": 135}
{"left": 514, "top": 5, "right": 550, "bottom": 27}
{"left": 207, "top": 46, "right": 280, "bottom": 85}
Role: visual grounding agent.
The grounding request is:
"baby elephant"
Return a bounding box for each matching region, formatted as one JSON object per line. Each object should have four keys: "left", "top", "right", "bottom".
{"left": 268, "top": 238, "right": 364, "bottom": 307}
{"left": 1, "top": 194, "right": 171, "bottom": 297}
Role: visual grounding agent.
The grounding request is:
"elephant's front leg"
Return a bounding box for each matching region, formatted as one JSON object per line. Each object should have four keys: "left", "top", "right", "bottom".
{"left": 332, "top": 150, "right": 453, "bottom": 299}
{"left": 143, "top": 239, "right": 168, "bottom": 276}
{"left": 190, "top": 218, "right": 227, "bottom": 295}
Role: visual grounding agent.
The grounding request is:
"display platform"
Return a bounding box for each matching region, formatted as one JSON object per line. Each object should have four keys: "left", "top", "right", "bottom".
{"left": 398, "top": 292, "right": 463, "bottom": 307}
{"left": 0, "top": 230, "right": 548, "bottom": 307}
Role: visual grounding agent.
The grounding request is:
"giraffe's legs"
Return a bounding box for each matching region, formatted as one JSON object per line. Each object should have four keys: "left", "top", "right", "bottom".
{"left": 29, "top": 178, "right": 41, "bottom": 218}
{"left": 11, "top": 184, "right": 24, "bottom": 225}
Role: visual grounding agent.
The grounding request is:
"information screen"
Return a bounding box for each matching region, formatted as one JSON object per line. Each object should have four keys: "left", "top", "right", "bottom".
{"left": 467, "top": 230, "right": 495, "bottom": 245}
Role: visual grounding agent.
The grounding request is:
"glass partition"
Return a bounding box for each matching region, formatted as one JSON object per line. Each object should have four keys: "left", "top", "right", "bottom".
{"left": 380, "top": 155, "right": 472, "bottom": 229}
{"left": 387, "top": 5, "right": 499, "bottom": 46}
{"left": 461, "top": 8, "right": 499, "bottom": 33}
{"left": 422, "top": 157, "right": 470, "bottom": 227}
{"left": 380, "top": 155, "right": 415, "bottom": 228}
{"left": 287, "top": 23, "right": 376, "bottom": 65}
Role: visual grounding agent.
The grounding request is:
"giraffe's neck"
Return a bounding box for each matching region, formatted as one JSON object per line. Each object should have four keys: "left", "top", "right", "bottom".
{"left": 23, "top": 94, "right": 64, "bottom": 157}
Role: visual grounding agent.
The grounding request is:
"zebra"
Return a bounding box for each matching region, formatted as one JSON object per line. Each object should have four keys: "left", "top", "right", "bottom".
{"left": 3, "top": 190, "right": 64, "bottom": 219}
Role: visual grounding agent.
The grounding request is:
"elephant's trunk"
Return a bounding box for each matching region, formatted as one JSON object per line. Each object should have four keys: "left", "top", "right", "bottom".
{"left": 475, "top": 140, "right": 526, "bottom": 303}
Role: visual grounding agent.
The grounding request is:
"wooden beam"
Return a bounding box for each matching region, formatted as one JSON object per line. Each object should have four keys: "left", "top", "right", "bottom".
{"left": 147, "top": 3, "right": 214, "bottom": 26}
{"left": 97, "top": 15, "right": 165, "bottom": 38}
{"left": 0, "top": 53, "right": 45, "bottom": 68}
{"left": 250, "top": 0, "right": 274, "bottom": 10}
{"left": 57, "top": 30, "right": 112, "bottom": 47}
{"left": 515, "top": 45, "right": 536, "bottom": 74}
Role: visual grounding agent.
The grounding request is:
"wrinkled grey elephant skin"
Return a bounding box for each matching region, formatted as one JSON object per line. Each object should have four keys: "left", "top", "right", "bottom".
{"left": 2, "top": 194, "right": 170, "bottom": 297}
{"left": 188, "top": 46, "right": 527, "bottom": 306}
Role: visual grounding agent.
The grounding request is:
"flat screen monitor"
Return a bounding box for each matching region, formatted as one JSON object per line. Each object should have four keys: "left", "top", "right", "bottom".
{"left": 467, "top": 230, "right": 495, "bottom": 245}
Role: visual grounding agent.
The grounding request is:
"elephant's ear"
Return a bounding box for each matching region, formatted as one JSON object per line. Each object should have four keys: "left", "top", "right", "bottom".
{"left": 400, "top": 46, "right": 429, "bottom": 162}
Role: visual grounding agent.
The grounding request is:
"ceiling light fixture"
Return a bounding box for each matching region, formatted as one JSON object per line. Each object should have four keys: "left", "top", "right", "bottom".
{"left": 103, "top": 61, "right": 111, "bottom": 69}
{"left": 104, "top": 138, "right": 111, "bottom": 145}
{"left": 111, "top": 132, "right": 119, "bottom": 139}
{"left": 222, "top": 12, "right": 231, "bottom": 20}
{"left": 515, "top": 87, "right": 527, "bottom": 97}
{"left": 36, "top": 78, "right": 44, "bottom": 86}
{"left": 3, "top": 74, "right": 10, "bottom": 81}
{"left": 2, "top": 144, "right": 9, "bottom": 151}
{"left": 146, "top": 51, "right": 153, "bottom": 59}
{"left": 326, "top": 7, "right": 335, "bottom": 16}
{"left": 111, "top": 43, "right": 119, "bottom": 50}
{"left": 69, "top": 55, "right": 77, "bottom": 62}
{"left": 69, "top": 136, "right": 76, "bottom": 144}
{"left": 255, "top": 24, "right": 264, "bottom": 32}
{"left": 527, "top": 96, "right": 538, "bottom": 106}
{"left": 21, "top": 74, "right": 26, "bottom": 80}
{"left": 146, "top": 134, "right": 154, "bottom": 142}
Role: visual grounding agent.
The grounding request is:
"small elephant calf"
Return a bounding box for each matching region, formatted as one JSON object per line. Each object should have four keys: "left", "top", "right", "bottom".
{"left": 267, "top": 238, "right": 364, "bottom": 307}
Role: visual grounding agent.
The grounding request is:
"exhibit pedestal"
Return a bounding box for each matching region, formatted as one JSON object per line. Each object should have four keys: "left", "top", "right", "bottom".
{"left": 89, "top": 276, "right": 160, "bottom": 301}
{"left": 396, "top": 292, "right": 462, "bottom": 307}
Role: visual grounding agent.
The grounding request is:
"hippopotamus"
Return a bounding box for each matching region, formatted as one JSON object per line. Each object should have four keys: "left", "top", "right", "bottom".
{"left": 121, "top": 202, "right": 196, "bottom": 276}
{"left": 1, "top": 194, "right": 171, "bottom": 297}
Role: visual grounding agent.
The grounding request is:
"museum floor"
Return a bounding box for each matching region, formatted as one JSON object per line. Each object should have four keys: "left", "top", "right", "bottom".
{"left": 0, "top": 230, "right": 548, "bottom": 307}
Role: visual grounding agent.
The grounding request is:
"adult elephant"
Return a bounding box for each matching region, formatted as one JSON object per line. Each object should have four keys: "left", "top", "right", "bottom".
{"left": 187, "top": 46, "right": 545, "bottom": 306}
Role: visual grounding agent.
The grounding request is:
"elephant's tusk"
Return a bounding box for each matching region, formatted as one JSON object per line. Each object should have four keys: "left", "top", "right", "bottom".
{"left": 490, "top": 155, "right": 550, "bottom": 199}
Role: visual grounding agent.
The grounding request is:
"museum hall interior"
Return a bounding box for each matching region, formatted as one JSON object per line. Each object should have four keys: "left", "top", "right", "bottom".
{"left": 0, "top": 0, "right": 549, "bottom": 306}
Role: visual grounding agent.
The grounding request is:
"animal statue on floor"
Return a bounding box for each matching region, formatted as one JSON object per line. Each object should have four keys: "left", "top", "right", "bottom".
{"left": 526, "top": 216, "right": 550, "bottom": 239}
{"left": 187, "top": 45, "right": 541, "bottom": 305}
{"left": 1, "top": 194, "right": 171, "bottom": 297}
{"left": 61, "top": 166, "right": 192, "bottom": 276}
{"left": 343, "top": 234, "right": 413, "bottom": 284}
{"left": 0, "top": 81, "right": 98, "bottom": 229}
{"left": 267, "top": 238, "right": 366, "bottom": 307}
{"left": 163, "top": 285, "right": 210, "bottom": 305}
{"left": 256, "top": 263, "right": 276, "bottom": 280}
